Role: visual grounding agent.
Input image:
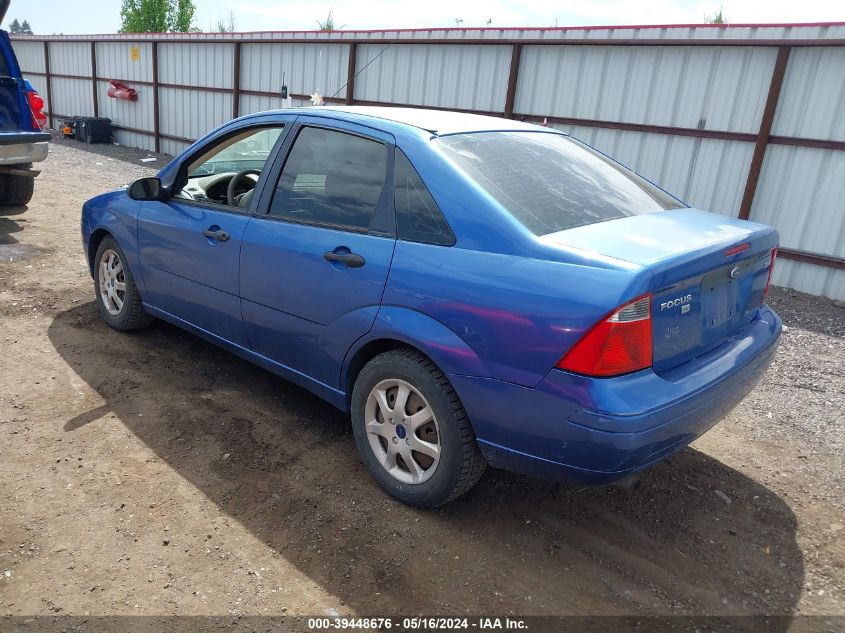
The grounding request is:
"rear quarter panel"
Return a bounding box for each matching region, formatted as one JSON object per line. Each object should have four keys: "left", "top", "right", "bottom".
{"left": 382, "top": 240, "right": 652, "bottom": 387}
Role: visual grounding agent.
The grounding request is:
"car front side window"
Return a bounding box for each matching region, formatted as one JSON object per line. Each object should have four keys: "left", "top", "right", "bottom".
{"left": 173, "top": 126, "right": 284, "bottom": 209}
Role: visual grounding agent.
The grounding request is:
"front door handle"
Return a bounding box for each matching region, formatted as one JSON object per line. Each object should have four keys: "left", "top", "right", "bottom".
{"left": 202, "top": 228, "right": 230, "bottom": 242}
{"left": 323, "top": 250, "right": 365, "bottom": 268}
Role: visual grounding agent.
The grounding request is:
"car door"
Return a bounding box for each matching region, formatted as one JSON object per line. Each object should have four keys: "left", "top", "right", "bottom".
{"left": 240, "top": 118, "right": 396, "bottom": 388}
{"left": 137, "top": 122, "right": 291, "bottom": 347}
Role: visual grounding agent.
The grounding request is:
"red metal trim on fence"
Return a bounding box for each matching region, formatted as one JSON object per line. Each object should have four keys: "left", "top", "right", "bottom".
{"left": 157, "top": 81, "right": 230, "bottom": 94}
{"left": 778, "top": 248, "right": 845, "bottom": 270}
{"left": 105, "top": 77, "right": 154, "bottom": 87}
{"left": 769, "top": 136, "right": 845, "bottom": 151}
{"left": 13, "top": 22, "right": 845, "bottom": 39}
{"left": 350, "top": 99, "right": 502, "bottom": 117}
{"left": 515, "top": 113, "right": 759, "bottom": 141}
{"left": 109, "top": 123, "right": 152, "bottom": 136}
{"left": 239, "top": 88, "right": 346, "bottom": 104}
{"left": 92, "top": 120, "right": 194, "bottom": 145}
{"left": 160, "top": 132, "right": 195, "bottom": 144}
{"left": 12, "top": 35, "right": 845, "bottom": 47}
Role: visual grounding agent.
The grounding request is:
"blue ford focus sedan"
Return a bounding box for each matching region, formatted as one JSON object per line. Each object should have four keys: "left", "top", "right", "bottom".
{"left": 81, "top": 107, "right": 781, "bottom": 506}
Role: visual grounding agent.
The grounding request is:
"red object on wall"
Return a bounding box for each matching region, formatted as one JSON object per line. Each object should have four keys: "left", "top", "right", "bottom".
{"left": 107, "top": 80, "right": 138, "bottom": 102}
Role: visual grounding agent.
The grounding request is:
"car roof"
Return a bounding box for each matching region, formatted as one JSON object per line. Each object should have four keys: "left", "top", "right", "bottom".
{"left": 259, "top": 105, "right": 549, "bottom": 136}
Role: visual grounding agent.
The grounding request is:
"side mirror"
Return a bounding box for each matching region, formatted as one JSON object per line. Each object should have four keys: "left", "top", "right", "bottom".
{"left": 128, "top": 177, "right": 164, "bottom": 201}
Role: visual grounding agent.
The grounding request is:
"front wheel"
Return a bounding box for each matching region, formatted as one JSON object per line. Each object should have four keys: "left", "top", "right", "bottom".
{"left": 351, "top": 349, "right": 486, "bottom": 507}
{"left": 93, "top": 236, "right": 154, "bottom": 331}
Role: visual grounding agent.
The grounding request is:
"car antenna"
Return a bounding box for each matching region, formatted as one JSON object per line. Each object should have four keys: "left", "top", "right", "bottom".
{"left": 328, "top": 41, "right": 395, "bottom": 101}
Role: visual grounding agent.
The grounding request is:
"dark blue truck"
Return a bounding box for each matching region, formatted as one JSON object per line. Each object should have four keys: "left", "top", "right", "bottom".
{"left": 1, "top": 0, "right": 49, "bottom": 206}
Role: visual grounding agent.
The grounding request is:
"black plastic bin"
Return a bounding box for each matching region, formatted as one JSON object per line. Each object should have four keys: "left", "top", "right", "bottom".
{"left": 75, "top": 117, "right": 112, "bottom": 144}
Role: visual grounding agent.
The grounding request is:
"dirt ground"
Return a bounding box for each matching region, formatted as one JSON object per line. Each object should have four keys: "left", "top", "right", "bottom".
{"left": 0, "top": 138, "right": 843, "bottom": 622}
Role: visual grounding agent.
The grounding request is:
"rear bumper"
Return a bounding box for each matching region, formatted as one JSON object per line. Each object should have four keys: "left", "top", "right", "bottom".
{"left": 0, "top": 138, "right": 49, "bottom": 166}
{"left": 451, "top": 305, "right": 781, "bottom": 485}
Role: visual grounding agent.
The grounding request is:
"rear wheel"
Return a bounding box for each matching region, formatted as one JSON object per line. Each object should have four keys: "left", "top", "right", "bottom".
{"left": 0, "top": 164, "right": 35, "bottom": 206}
{"left": 93, "top": 236, "right": 153, "bottom": 331}
{"left": 351, "top": 349, "right": 486, "bottom": 507}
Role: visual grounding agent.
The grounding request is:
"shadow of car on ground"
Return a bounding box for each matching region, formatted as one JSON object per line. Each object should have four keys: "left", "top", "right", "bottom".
{"left": 0, "top": 211, "right": 24, "bottom": 244}
{"left": 48, "top": 302, "right": 803, "bottom": 622}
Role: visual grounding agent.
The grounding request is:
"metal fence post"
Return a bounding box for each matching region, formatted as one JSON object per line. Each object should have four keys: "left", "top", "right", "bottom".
{"left": 90, "top": 41, "right": 98, "bottom": 117}
{"left": 152, "top": 41, "right": 161, "bottom": 153}
{"left": 738, "top": 46, "right": 791, "bottom": 220}
{"left": 43, "top": 41, "right": 54, "bottom": 129}
{"left": 504, "top": 43, "right": 522, "bottom": 118}
{"left": 232, "top": 42, "right": 241, "bottom": 119}
{"left": 346, "top": 42, "right": 358, "bottom": 105}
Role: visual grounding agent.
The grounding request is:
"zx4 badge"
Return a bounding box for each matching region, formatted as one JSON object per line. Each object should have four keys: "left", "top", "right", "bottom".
{"left": 661, "top": 294, "right": 693, "bottom": 314}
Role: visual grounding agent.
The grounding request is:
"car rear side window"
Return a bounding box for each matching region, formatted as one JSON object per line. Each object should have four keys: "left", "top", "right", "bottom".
{"left": 269, "top": 126, "right": 387, "bottom": 232}
{"left": 394, "top": 150, "right": 455, "bottom": 246}
{"left": 436, "top": 131, "right": 683, "bottom": 236}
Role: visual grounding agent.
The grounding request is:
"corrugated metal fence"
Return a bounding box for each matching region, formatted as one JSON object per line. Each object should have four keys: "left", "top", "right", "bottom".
{"left": 10, "top": 24, "right": 845, "bottom": 300}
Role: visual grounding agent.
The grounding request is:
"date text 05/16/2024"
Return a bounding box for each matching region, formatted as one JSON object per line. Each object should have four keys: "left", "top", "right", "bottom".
{"left": 306, "top": 617, "right": 528, "bottom": 630}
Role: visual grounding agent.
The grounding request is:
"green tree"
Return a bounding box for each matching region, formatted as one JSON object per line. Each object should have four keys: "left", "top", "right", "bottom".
{"left": 705, "top": 6, "right": 728, "bottom": 24}
{"left": 6, "top": 19, "right": 32, "bottom": 34}
{"left": 215, "top": 11, "right": 237, "bottom": 33}
{"left": 119, "top": 0, "right": 196, "bottom": 33}
{"left": 120, "top": 0, "right": 167, "bottom": 32}
{"left": 168, "top": 0, "right": 195, "bottom": 32}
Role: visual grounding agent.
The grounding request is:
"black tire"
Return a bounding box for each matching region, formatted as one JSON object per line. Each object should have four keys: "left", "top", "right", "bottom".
{"left": 351, "top": 348, "right": 486, "bottom": 507}
{"left": 93, "top": 236, "right": 154, "bottom": 331}
{"left": 0, "top": 163, "right": 35, "bottom": 206}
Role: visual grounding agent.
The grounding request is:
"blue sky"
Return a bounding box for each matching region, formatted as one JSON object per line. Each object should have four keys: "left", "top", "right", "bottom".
{"left": 5, "top": 0, "right": 844, "bottom": 34}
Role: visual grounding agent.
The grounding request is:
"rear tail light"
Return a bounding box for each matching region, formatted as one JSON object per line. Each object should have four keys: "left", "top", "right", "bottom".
{"left": 27, "top": 90, "right": 47, "bottom": 130}
{"left": 556, "top": 294, "right": 653, "bottom": 377}
{"left": 763, "top": 247, "right": 777, "bottom": 303}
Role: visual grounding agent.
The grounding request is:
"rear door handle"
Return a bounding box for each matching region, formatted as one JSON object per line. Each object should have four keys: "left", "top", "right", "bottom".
{"left": 323, "top": 251, "right": 365, "bottom": 268}
{"left": 202, "top": 228, "right": 230, "bottom": 242}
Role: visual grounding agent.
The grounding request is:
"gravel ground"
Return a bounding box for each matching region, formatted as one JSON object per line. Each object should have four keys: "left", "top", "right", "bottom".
{"left": 0, "top": 139, "right": 843, "bottom": 621}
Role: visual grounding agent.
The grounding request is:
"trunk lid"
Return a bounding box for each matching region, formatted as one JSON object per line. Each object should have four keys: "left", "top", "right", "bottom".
{"left": 541, "top": 208, "right": 778, "bottom": 373}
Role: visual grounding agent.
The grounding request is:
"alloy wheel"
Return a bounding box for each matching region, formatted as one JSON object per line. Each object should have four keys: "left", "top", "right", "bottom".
{"left": 98, "top": 248, "right": 126, "bottom": 316}
{"left": 364, "top": 378, "right": 441, "bottom": 484}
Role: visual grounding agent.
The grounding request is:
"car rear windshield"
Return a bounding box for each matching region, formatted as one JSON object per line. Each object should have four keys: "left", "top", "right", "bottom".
{"left": 436, "top": 131, "right": 684, "bottom": 235}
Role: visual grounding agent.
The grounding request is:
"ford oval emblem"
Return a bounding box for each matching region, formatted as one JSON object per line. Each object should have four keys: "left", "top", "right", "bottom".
{"left": 730, "top": 266, "right": 741, "bottom": 279}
